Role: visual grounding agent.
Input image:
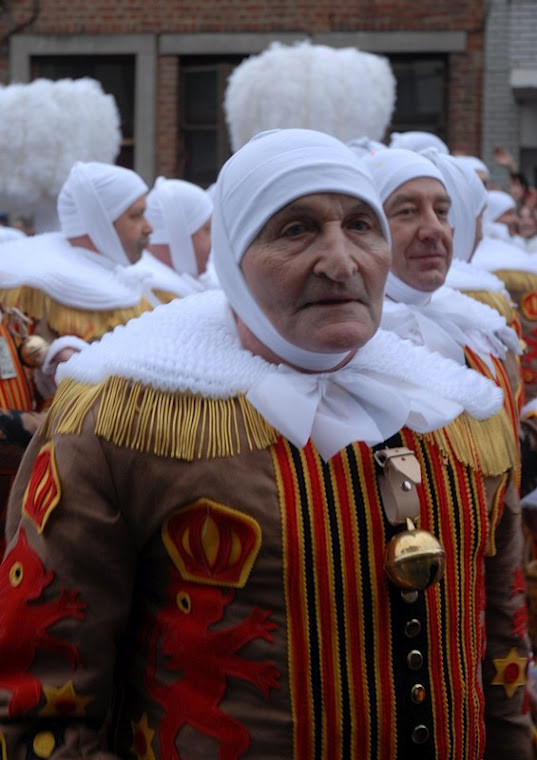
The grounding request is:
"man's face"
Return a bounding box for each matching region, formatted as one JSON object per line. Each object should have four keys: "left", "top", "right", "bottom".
{"left": 240, "top": 193, "right": 391, "bottom": 354}
{"left": 114, "top": 195, "right": 152, "bottom": 263}
{"left": 496, "top": 207, "right": 519, "bottom": 237}
{"left": 384, "top": 177, "right": 452, "bottom": 293}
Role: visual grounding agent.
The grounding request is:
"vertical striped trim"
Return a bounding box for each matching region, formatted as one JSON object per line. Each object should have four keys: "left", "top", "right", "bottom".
{"left": 273, "top": 430, "right": 488, "bottom": 760}
{"left": 0, "top": 325, "right": 33, "bottom": 411}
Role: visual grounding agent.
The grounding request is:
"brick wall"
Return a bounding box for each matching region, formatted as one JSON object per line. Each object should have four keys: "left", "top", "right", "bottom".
{"left": 1, "top": 1, "right": 484, "bottom": 35}
{"left": 0, "top": 0, "right": 487, "bottom": 179}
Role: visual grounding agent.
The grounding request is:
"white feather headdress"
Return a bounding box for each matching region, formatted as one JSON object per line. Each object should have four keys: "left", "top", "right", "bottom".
{"left": 224, "top": 41, "right": 396, "bottom": 152}
{"left": 0, "top": 77, "right": 121, "bottom": 230}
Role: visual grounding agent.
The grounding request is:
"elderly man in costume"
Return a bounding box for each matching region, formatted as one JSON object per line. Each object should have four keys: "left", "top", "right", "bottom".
{"left": 130, "top": 176, "right": 217, "bottom": 302}
{"left": 0, "top": 129, "right": 531, "bottom": 759}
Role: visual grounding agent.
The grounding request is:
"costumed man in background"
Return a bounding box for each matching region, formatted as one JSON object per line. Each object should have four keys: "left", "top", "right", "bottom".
{"left": 363, "top": 147, "right": 523, "bottom": 424}
{"left": 0, "top": 129, "right": 531, "bottom": 759}
{"left": 0, "top": 160, "right": 157, "bottom": 404}
{"left": 473, "top": 189, "right": 537, "bottom": 409}
{"left": 443, "top": 155, "right": 520, "bottom": 333}
{"left": 0, "top": 304, "right": 46, "bottom": 557}
{"left": 131, "top": 176, "right": 217, "bottom": 302}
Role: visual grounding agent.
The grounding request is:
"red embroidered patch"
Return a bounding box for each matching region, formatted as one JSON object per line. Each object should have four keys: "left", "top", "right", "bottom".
{"left": 162, "top": 499, "right": 262, "bottom": 587}
{"left": 512, "top": 567, "right": 527, "bottom": 597}
{"left": 22, "top": 443, "right": 61, "bottom": 533}
{"left": 513, "top": 604, "right": 529, "bottom": 641}
{"left": 0, "top": 528, "right": 86, "bottom": 716}
{"left": 143, "top": 565, "right": 280, "bottom": 758}
{"left": 521, "top": 293, "right": 537, "bottom": 320}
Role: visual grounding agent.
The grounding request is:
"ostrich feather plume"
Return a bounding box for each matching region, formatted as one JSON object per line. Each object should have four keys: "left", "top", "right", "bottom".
{"left": 224, "top": 41, "right": 396, "bottom": 152}
{"left": 0, "top": 77, "right": 121, "bottom": 218}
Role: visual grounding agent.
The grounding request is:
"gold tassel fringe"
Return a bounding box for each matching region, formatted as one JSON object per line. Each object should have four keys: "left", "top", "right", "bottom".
{"left": 420, "top": 408, "right": 520, "bottom": 477}
{"left": 494, "top": 269, "right": 537, "bottom": 294}
{"left": 0, "top": 287, "right": 152, "bottom": 342}
{"left": 43, "top": 377, "right": 278, "bottom": 460}
{"left": 43, "top": 378, "right": 519, "bottom": 474}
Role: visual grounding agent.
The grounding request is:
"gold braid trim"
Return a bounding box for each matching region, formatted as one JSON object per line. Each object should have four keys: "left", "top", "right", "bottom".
{"left": 42, "top": 377, "right": 278, "bottom": 460}
{"left": 494, "top": 269, "right": 537, "bottom": 293}
{"left": 152, "top": 289, "right": 178, "bottom": 304}
{"left": 419, "top": 409, "right": 520, "bottom": 477}
{"left": 43, "top": 379, "right": 517, "bottom": 473}
{"left": 0, "top": 287, "right": 152, "bottom": 341}
{"left": 462, "top": 289, "right": 517, "bottom": 323}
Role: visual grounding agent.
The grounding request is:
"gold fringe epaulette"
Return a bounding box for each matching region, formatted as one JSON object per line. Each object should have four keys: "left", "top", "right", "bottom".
{"left": 494, "top": 269, "right": 537, "bottom": 294}
{"left": 419, "top": 408, "right": 520, "bottom": 478}
{"left": 462, "top": 289, "right": 517, "bottom": 324}
{"left": 0, "top": 287, "right": 152, "bottom": 341}
{"left": 42, "top": 376, "right": 279, "bottom": 460}
{"left": 152, "top": 289, "right": 179, "bottom": 304}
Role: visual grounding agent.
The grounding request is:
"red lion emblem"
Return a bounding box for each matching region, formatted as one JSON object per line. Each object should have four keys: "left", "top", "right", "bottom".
{"left": 142, "top": 569, "right": 280, "bottom": 759}
{"left": 0, "top": 528, "right": 86, "bottom": 715}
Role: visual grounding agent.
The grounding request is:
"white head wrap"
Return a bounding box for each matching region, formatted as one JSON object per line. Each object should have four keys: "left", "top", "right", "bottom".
{"left": 389, "top": 131, "right": 449, "bottom": 154}
{"left": 482, "top": 189, "right": 516, "bottom": 226}
{"left": 146, "top": 178, "right": 213, "bottom": 276}
{"left": 452, "top": 154, "right": 490, "bottom": 182}
{"left": 421, "top": 149, "right": 488, "bottom": 262}
{"left": 346, "top": 137, "right": 387, "bottom": 158}
{"left": 362, "top": 147, "right": 446, "bottom": 204}
{"left": 57, "top": 161, "right": 148, "bottom": 266}
{"left": 211, "top": 128, "right": 390, "bottom": 372}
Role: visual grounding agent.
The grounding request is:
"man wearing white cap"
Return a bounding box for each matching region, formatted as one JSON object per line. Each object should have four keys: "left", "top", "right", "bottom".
{"left": 0, "top": 129, "right": 531, "bottom": 759}
{"left": 0, "top": 161, "right": 156, "bottom": 402}
{"left": 131, "top": 176, "right": 217, "bottom": 302}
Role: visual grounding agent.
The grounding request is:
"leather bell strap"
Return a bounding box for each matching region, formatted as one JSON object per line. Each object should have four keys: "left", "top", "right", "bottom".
{"left": 374, "top": 446, "right": 422, "bottom": 526}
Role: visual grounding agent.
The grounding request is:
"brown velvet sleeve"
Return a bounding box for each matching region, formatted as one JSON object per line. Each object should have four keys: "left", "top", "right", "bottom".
{"left": 483, "top": 476, "right": 534, "bottom": 759}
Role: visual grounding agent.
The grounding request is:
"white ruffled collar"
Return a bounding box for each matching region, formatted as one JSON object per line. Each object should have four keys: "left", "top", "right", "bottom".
{"left": 58, "top": 289, "right": 503, "bottom": 460}
{"left": 382, "top": 278, "right": 519, "bottom": 368}
{"left": 130, "top": 251, "right": 207, "bottom": 299}
{"left": 446, "top": 258, "right": 512, "bottom": 295}
{"left": 0, "top": 232, "right": 151, "bottom": 309}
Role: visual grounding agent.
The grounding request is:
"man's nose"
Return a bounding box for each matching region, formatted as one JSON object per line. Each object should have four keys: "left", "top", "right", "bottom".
{"left": 417, "top": 207, "right": 447, "bottom": 240}
{"left": 312, "top": 228, "right": 358, "bottom": 281}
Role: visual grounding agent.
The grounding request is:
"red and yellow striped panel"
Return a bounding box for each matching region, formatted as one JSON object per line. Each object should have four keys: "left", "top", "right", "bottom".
{"left": 272, "top": 430, "right": 488, "bottom": 760}
{"left": 0, "top": 323, "right": 33, "bottom": 411}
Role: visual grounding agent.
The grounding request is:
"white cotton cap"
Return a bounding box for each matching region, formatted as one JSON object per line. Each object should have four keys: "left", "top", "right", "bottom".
{"left": 362, "top": 147, "right": 446, "bottom": 204}
{"left": 57, "top": 161, "right": 148, "bottom": 266}
{"left": 421, "top": 149, "right": 488, "bottom": 261}
{"left": 347, "top": 137, "right": 388, "bottom": 158}
{"left": 146, "top": 178, "right": 213, "bottom": 276}
{"left": 211, "top": 128, "right": 390, "bottom": 372}
{"left": 452, "top": 154, "right": 490, "bottom": 182}
{"left": 482, "top": 189, "right": 516, "bottom": 225}
{"left": 389, "top": 131, "right": 449, "bottom": 154}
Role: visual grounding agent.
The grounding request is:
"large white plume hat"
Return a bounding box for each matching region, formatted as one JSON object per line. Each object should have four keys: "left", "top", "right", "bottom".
{"left": 224, "top": 41, "right": 396, "bottom": 152}
{"left": 0, "top": 77, "right": 121, "bottom": 231}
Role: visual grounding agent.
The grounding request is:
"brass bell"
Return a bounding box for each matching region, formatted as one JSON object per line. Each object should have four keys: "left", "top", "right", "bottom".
{"left": 384, "top": 518, "right": 445, "bottom": 592}
{"left": 18, "top": 335, "right": 50, "bottom": 368}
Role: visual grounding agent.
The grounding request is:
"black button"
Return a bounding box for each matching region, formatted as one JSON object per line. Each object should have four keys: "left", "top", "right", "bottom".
{"left": 411, "top": 724, "right": 430, "bottom": 744}
{"left": 405, "top": 618, "right": 421, "bottom": 638}
{"left": 407, "top": 650, "right": 424, "bottom": 670}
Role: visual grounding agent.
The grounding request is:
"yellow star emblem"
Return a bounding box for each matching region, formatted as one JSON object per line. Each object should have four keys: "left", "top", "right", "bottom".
{"left": 40, "top": 681, "right": 93, "bottom": 716}
{"left": 491, "top": 647, "right": 527, "bottom": 698}
{"left": 131, "top": 713, "right": 156, "bottom": 760}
